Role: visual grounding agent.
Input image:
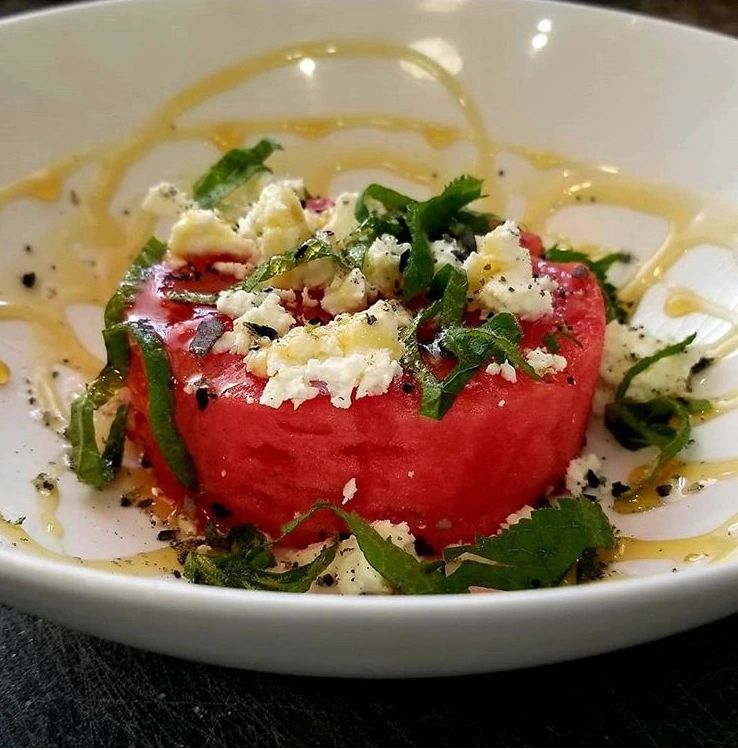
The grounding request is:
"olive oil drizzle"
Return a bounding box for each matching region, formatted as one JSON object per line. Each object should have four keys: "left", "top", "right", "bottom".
{"left": 0, "top": 39, "right": 736, "bottom": 573}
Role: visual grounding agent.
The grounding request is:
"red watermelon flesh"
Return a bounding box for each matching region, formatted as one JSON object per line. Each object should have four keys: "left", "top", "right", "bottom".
{"left": 126, "top": 247, "right": 605, "bottom": 551}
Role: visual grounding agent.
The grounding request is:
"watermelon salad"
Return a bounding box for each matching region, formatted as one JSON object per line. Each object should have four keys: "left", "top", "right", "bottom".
{"left": 67, "top": 139, "right": 707, "bottom": 594}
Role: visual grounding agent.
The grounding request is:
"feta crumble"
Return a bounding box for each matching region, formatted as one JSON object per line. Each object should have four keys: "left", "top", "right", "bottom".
{"left": 322, "top": 193, "right": 360, "bottom": 243}
{"left": 464, "top": 221, "right": 556, "bottom": 320}
{"left": 565, "top": 453, "right": 603, "bottom": 495}
{"left": 280, "top": 519, "right": 417, "bottom": 595}
{"left": 321, "top": 268, "right": 369, "bottom": 315}
{"left": 430, "top": 238, "right": 462, "bottom": 272}
{"left": 364, "top": 234, "right": 409, "bottom": 297}
{"left": 247, "top": 300, "right": 409, "bottom": 409}
{"left": 599, "top": 320, "right": 696, "bottom": 401}
{"left": 142, "top": 182, "right": 194, "bottom": 217}
{"left": 237, "top": 182, "right": 311, "bottom": 262}
{"left": 168, "top": 209, "right": 256, "bottom": 259}
{"left": 342, "top": 477, "right": 358, "bottom": 505}
{"left": 485, "top": 360, "right": 518, "bottom": 383}
{"left": 525, "top": 347, "right": 568, "bottom": 377}
{"left": 212, "top": 290, "right": 295, "bottom": 356}
{"left": 212, "top": 261, "right": 251, "bottom": 280}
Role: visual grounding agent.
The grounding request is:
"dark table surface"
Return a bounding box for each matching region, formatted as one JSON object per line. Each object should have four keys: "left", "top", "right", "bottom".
{"left": 1, "top": 0, "right": 737, "bottom": 746}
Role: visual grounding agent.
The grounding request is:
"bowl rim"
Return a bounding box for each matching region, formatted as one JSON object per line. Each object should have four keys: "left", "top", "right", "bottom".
{"left": 1, "top": 0, "right": 738, "bottom": 619}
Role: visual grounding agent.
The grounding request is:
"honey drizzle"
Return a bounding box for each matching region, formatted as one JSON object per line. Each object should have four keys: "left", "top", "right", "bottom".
{"left": 0, "top": 39, "right": 736, "bottom": 573}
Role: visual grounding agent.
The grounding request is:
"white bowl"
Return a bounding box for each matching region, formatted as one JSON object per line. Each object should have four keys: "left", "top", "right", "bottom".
{"left": 1, "top": 0, "right": 737, "bottom": 677}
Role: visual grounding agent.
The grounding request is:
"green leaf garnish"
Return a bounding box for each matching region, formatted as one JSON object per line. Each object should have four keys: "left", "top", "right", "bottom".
{"left": 442, "top": 497, "right": 616, "bottom": 591}
{"left": 126, "top": 319, "right": 197, "bottom": 490}
{"left": 165, "top": 290, "right": 219, "bottom": 305}
{"left": 403, "top": 298, "right": 538, "bottom": 420}
{"left": 237, "top": 236, "right": 345, "bottom": 292}
{"left": 67, "top": 237, "right": 166, "bottom": 488}
{"left": 403, "top": 177, "right": 484, "bottom": 300}
{"left": 354, "top": 183, "right": 413, "bottom": 221}
{"left": 604, "top": 333, "right": 709, "bottom": 498}
{"left": 183, "top": 498, "right": 616, "bottom": 594}
{"left": 431, "top": 265, "right": 468, "bottom": 329}
{"left": 184, "top": 524, "right": 338, "bottom": 592}
{"left": 544, "top": 246, "right": 630, "bottom": 322}
{"left": 614, "top": 334, "right": 695, "bottom": 402}
{"left": 192, "top": 138, "right": 282, "bottom": 209}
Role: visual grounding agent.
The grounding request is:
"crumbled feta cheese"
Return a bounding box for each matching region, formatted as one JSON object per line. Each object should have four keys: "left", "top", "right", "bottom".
{"left": 430, "top": 238, "right": 462, "bottom": 272}
{"left": 464, "top": 220, "right": 555, "bottom": 320}
{"left": 248, "top": 300, "right": 409, "bottom": 409}
{"left": 499, "top": 504, "right": 535, "bottom": 531}
{"left": 364, "top": 234, "right": 409, "bottom": 297}
{"left": 212, "top": 261, "right": 251, "bottom": 280}
{"left": 301, "top": 288, "right": 318, "bottom": 308}
{"left": 600, "top": 320, "right": 696, "bottom": 400}
{"left": 142, "top": 182, "right": 193, "bottom": 217}
{"left": 565, "top": 453, "right": 602, "bottom": 495}
{"left": 168, "top": 209, "right": 255, "bottom": 259}
{"left": 279, "top": 519, "right": 417, "bottom": 594}
{"left": 321, "top": 268, "right": 368, "bottom": 315}
{"left": 237, "top": 182, "right": 311, "bottom": 261}
{"left": 322, "top": 193, "right": 359, "bottom": 244}
{"left": 342, "top": 477, "right": 358, "bottom": 505}
{"left": 525, "top": 347, "right": 568, "bottom": 377}
{"left": 212, "top": 290, "right": 295, "bottom": 356}
{"left": 485, "top": 360, "right": 518, "bottom": 383}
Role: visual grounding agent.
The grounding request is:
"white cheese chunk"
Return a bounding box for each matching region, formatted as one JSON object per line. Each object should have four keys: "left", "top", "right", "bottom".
{"left": 599, "top": 320, "right": 696, "bottom": 400}
{"left": 322, "top": 193, "right": 360, "bottom": 244}
{"left": 213, "top": 290, "right": 295, "bottom": 356}
{"left": 430, "top": 238, "right": 462, "bottom": 272}
{"left": 278, "top": 519, "right": 417, "bottom": 595}
{"left": 525, "top": 347, "right": 568, "bottom": 377}
{"left": 342, "top": 477, "right": 358, "bottom": 505}
{"left": 565, "top": 453, "right": 603, "bottom": 496}
{"left": 485, "top": 360, "right": 518, "bottom": 383}
{"left": 464, "top": 220, "right": 555, "bottom": 320}
{"left": 364, "top": 234, "right": 409, "bottom": 297}
{"left": 142, "top": 182, "right": 194, "bottom": 217}
{"left": 321, "top": 268, "right": 369, "bottom": 315}
{"left": 168, "top": 209, "right": 256, "bottom": 259}
{"left": 247, "top": 300, "right": 408, "bottom": 409}
{"left": 212, "top": 261, "right": 251, "bottom": 280}
{"left": 237, "top": 182, "right": 311, "bottom": 261}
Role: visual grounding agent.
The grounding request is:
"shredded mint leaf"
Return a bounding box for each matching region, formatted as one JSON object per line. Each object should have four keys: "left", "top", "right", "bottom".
{"left": 430, "top": 265, "right": 468, "bottom": 329}
{"left": 192, "top": 138, "right": 282, "bottom": 209}
{"left": 67, "top": 237, "right": 166, "bottom": 488}
{"left": 425, "top": 314, "right": 538, "bottom": 419}
{"left": 605, "top": 333, "right": 709, "bottom": 499}
{"left": 402, "top": 202, "right": 436, "bottom": 300}
{"left": 615, "top": 334, "right": 695, "bottom": 401}
{"left": 544, "top": 246, "right": 630, "bottom": 322}
{"left": 185, "top": 498, "right": 616, "bottom": 594}
{"left": 543, "top": 332, "right": 560, "bottom": 353}
{"left": 402, "top": 301, "right": 537, "bottom": 420}
{"left": 126, "top": 319, "right": 197, "bottom": 490}
{"left": 403, "top": 177, "right": 484, "bottom": 300}
{"left": 236, "top": 236, "right": 344, "bottom": 292}
{"left": 189, "top": 317, "right": 226, "bottom": 356}
{"left": 443, "top": 498, "right": 616, "bottom": 592}
{"left": 280, "top": 503, "right": 446, "bottom": 594}
{"left": 184, "top": 524, "right": 338, "bottom": 592}
{"left": 343, "top": 215, "right": 405, "bottom": 271}
{"left": 165, "top": 290, "right": 219, "bottom": 305}
{"left": 354, "top": 184, "right": 413, "bottom": 222}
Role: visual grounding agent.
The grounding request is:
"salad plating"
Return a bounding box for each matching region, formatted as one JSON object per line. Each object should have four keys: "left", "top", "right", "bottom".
{"left": 66, "top": 140, "right": 708, "bottom": 594}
